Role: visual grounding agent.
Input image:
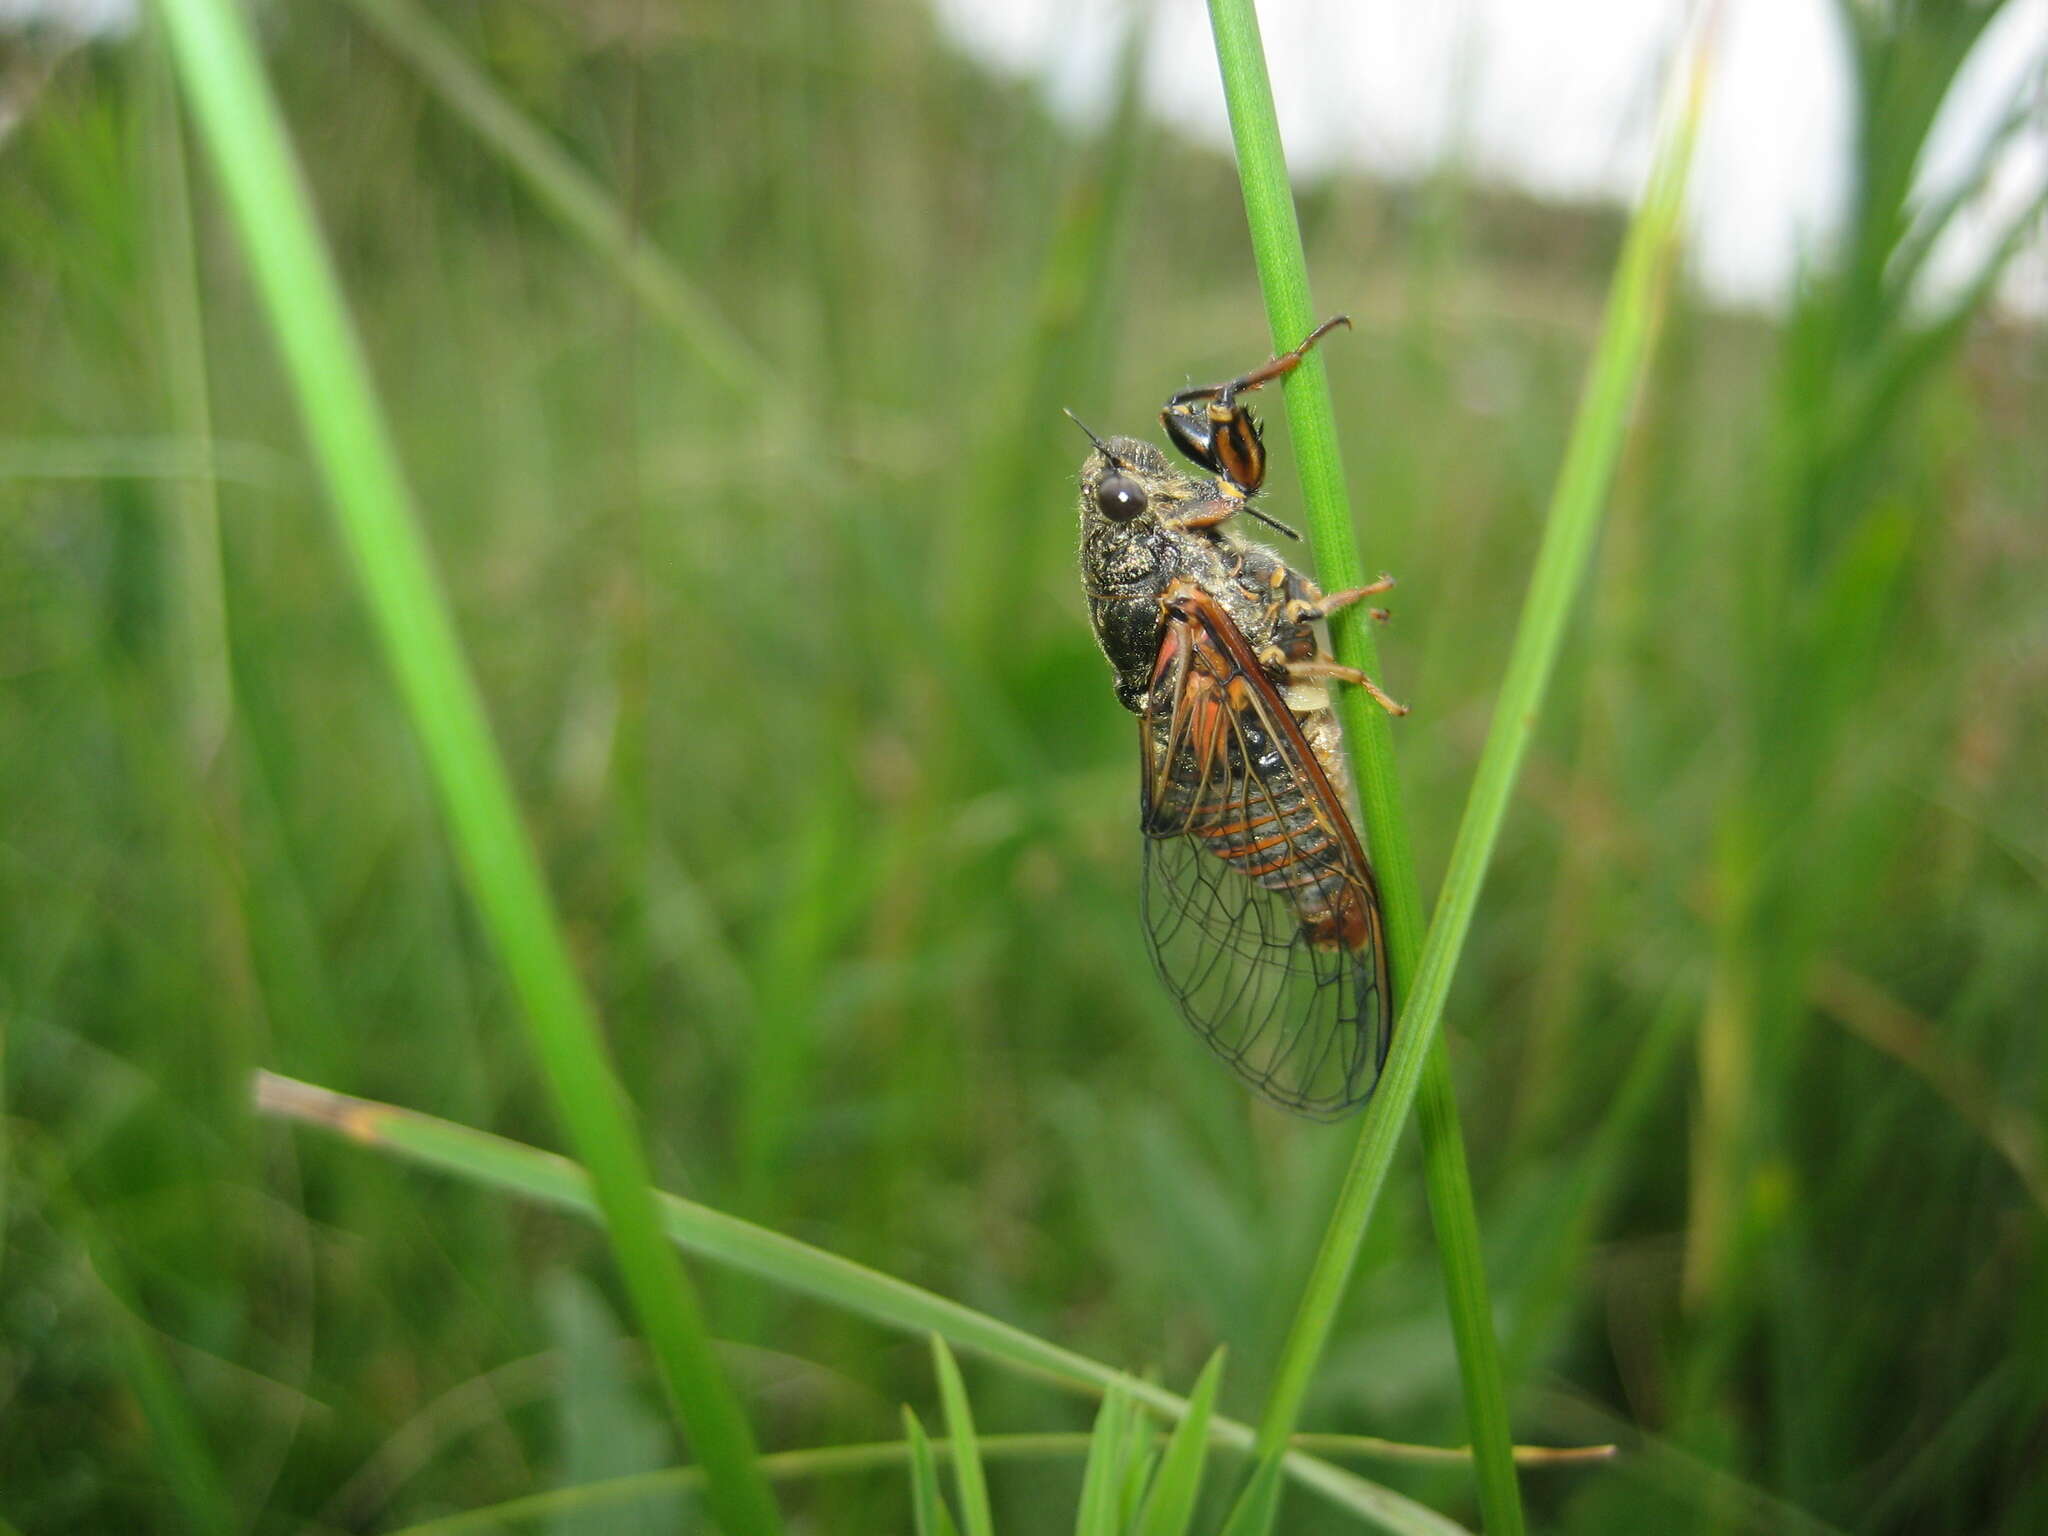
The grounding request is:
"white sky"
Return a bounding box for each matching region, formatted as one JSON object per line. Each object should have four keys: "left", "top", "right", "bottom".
{"left": 0, "top": 0, "right": 131, "bottom": 31}
{"left": 7, "top": 0, "right": 2041, "bottom": 315}
{"left": 931, "top": 0, "right": 2048, "bottom": 318}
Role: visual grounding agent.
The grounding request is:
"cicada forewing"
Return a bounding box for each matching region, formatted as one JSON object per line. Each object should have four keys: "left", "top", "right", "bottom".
{"left": 1139, "top": 581, "right": 1392, "bottom": 1118}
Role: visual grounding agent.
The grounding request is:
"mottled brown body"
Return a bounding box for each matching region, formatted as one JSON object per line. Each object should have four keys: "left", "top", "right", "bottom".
{"left": 1070, "top": 320, "right": 1405, "bottom": 1117}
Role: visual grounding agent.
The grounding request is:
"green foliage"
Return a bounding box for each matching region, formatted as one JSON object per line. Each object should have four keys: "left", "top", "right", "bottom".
{"left": 1216, "top": 1453, "right": 1288, "bottom": 1536}
{"left": 1073, "top": 1384, "right": 1140, "bottom": 1536}
{"left": 1137, "top": 1349, "right": 1226, "bottom": 1536}
{"left": 1679, "top": 1, "right": 2048, "bottom": 1513}
{"left": 933, "top": 1336, "right": 998, "bottom": 1536}
{"left": 249, "top": 1072, "right": 1454, "bottom": 1532}
{"left": 907, "top": 1410, "right": 966, "bottom": 1536}
{"left": 1208, "top": 9, "right": 1705, "bottom": 1536}
{"left": 1, "top": 0, "right": 2042, "bottom": 1533}
{"left": 543, "top": 1273, "right": 685, "bottom": 1536}
{"left": 898, "top": 1340, "right": 1276, "bottom": 1536}
{"left": 152, "top": 0, "right": 781, "bottom": 1526}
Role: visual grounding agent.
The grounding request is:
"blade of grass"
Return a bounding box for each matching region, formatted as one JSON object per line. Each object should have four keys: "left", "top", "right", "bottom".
{"left": 931, "top": 1336, "right": 997, "bottom": 1536}
{"left": 1205, "top": 5, "right": 1711, "bottom": 1532}
{"left": 1136, "top": 1347, "right": 1225, "bottom": 1536}
{"left": 0, "top": 436, "right": 297, "bottom": 489}
{"left": 380, "top": 1427, "right": 1615, "bottom": 1536}
{"left": 1217, "top": 1451, "right": 1287, "bottom": 1536}
{"left": 152, "top": 2, "right": 782, "bottom": 1530}
{"left": 906, "top": 1411, "right": 966, "bottom": 1536}
{"left": 1504, "top": 986, "right": 1698, "bottom": 1382}
{"left": 1293, "top": 1437, "right": 1616, "bottom": 1469}
{"left": 256, "top": 1071, "right": 1471, "bottom": 1536}
{"left": 45, "top": 1153, "right": 235, "bottom": 1536}
{"left": 1122, "top": 1444, "right": 1161, "bottom": 1532}
{"left": 142, "top": 31, "right": 234, "bottom": 777}
{"left": 1810, "top": 961, "right": 2048, "bottom": 1218}
{"left": 1075, "top": 1385, "right": 1136, "bottom": 1536}
{"left": 1201, "top": 4, "right": 1519, "bottom": 1527}
{"left": 339, "top": 0, "right": 775, "bottom": 398}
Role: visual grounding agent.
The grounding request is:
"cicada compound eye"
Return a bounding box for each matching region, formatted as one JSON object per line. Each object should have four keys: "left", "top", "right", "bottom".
{"left": 1095, "top": 473, "right": 1148, "bottom": 522}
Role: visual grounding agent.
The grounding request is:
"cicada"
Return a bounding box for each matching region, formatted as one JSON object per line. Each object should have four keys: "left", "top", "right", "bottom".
{"left": 1073, "top": 317, "right": 1405, "bottom": 1119}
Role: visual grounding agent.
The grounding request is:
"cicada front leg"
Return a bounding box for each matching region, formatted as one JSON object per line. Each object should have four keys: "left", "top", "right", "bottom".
{"left": 1155, "top": 315, "right": 1351, "bottom": 543}
{"left": 1159, "top": 315, "right": 1353, "bottom": 496}
{"left": 1163, "top": 494, "right": 1301, "bottom": 542}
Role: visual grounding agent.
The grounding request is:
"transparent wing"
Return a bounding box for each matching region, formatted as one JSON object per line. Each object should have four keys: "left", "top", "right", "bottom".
{"left": 1138, "top": 583, "right": 1391, "bottom": 1119}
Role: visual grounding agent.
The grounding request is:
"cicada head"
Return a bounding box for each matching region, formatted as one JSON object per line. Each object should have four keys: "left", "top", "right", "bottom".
{"left": 1074, "top": 430, "right": 1175, "bottom": 533}
{"left": 1069, "top": 421, "right": 1212, "bottom": 712}
{"left": 1072, "top": 423, "right": 1201, "bottom": 588}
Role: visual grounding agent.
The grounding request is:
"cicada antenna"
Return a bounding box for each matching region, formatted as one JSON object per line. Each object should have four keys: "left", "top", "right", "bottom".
{"left": 1063, "top": 409, "right": 1130, "bottom": 469}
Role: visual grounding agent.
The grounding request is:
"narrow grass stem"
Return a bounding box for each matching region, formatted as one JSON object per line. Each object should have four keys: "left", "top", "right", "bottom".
{"left": 1207, "top": 6, "right": 1709, "bottom": 1532}
{"left": 152, "top": 2, "right": 781, "bottom": 1530}
{"left": 380, "top": 1432, "right": 1600, "bottom": 1536}
{"left": 1202, "top": 5, "right": 1521, "bottom": 1528}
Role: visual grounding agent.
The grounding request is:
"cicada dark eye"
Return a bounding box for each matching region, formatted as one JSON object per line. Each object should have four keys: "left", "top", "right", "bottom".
{"left": 1095, "top": 474, "right": 1148, "bottom": 522}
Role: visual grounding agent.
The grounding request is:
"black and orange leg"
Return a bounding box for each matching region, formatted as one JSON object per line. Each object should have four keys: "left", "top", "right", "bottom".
{"left": 1166, "top": 315, "right": 1354, "bottom": 416}
{"left": 1160, "top": 316, "right": 1352, "bottom": 502}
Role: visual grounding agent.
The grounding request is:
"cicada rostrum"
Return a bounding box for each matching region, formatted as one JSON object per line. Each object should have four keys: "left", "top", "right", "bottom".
{"left": 1073, "top": 317, "right": 1405, "bottom": 1119}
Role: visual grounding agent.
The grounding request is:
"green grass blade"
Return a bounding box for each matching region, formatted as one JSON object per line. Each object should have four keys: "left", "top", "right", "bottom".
{"left": 1121, "top": 1445, "right": 1161, "bottom": 1532}
{"left": 1135, "top": 1347, "right": 1224, "bottom": 1536}
{"left": 932, "top": 1335, "right": 997, "bottom": 1536}
{"left": 0, "top": 435, "right": 296, "bottom": 489}
{"left": 395, "top": 1434, "right": 1100, "bottom": 1536}
{"left": 543, "top": 1272, "right": 684, "bottom": 1536}
{"left": 378, "top": 1430, "right": 1614, "bottom": 1536}
{"left": 340, "top": 0, "right": 775, "bottom": 397}
{"left": 1074, "top": 1385, "right": 1134, "bottom": 1536}
{"left": 1206, "top": 6, "right": 1710, "bottom": 1533}
{"left": 256, "top": 1072, "right": 1469, "bottom": 1536}
{"left": 151, "top": 2, "right": 781, "bottom": 1529}
{"left": 143, "top": 30, "right": 234, "bottom": 777}
{"left": 1505, "top": 987, "right": 1697, "bottom": 1380}
{"left": 906, "top": 1411, "right": 965, "bottom": 1536}
{"left": 1201, "top": 4, "right": 1521, "bottom": 1527}
{"left": 52, "top": 1169, "right": 235, "bottom": 1536}
{"left": 1217, "top": 1451, "right": 1287, "bottom": 1536}
{"left": 1370, "top": 8, "right": 1704, "bottom": 1287}
{"left": 1200, "top": 0, "right": 1419, "bottom": 963}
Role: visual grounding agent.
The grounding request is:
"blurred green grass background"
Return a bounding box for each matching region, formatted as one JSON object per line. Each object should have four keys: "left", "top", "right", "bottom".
{"left": 2, "top": 1, "right": 2043, "bottom": 1531}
